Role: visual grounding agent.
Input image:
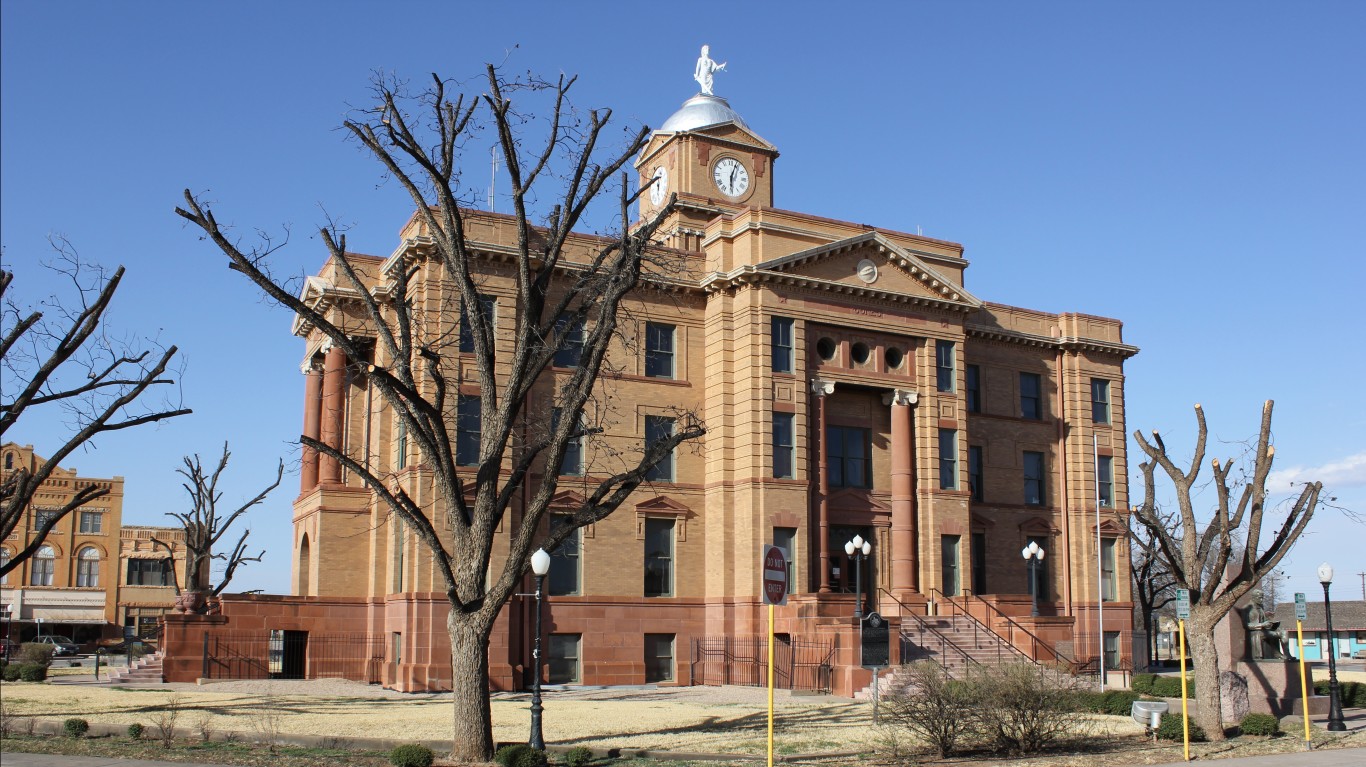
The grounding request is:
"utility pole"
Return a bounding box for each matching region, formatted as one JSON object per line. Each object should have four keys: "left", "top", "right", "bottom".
{"left": 1358, "top": 571, "right": 1365, "bottom": 601}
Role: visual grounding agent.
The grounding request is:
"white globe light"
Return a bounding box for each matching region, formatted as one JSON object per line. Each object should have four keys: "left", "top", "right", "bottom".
{"left": 853, "top": 535, "right": 864, "bottom": 549}
{"left": 1036, "top": 549, "right": 1046, "bottom": 560}
{"left": 845, "top": 541, "right": 855, "bottom": 556}
{"left": 530, "top": 548, "right": 551, "bottom": 576}
{"left": 861, "top": 542, "right": 871, "bottom": 556}
{"left": 1318, "top": 562, "right": 1334, "bottom": 585}
{"left": 1021, "top": 547, "right": 1031, "bottom": 560}
{"left": 1027, "top": 541, "right": 1040, "bottom": 555}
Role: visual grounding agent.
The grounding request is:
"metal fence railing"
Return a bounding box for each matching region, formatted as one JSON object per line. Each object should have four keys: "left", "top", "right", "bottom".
{"left": 201, "top": 631, "right": 385, "bottom": 684}
{"left": 689, "top": 635, "right": 835, "bottom": 694}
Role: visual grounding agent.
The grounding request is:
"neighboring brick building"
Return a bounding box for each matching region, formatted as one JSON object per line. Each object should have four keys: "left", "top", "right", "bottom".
{"left": 170, "top": 78, "right": 1138, "bottom": 694}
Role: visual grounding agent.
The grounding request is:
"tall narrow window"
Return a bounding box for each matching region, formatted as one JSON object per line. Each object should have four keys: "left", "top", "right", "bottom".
{"left": 394, "top": 418, "right": 408, "bottom": 469}
{"left": 33, "top": 509, "right": 57, "bottom": 532}
{"left": 1091, "top": 378, "right": 1111, "bottom": 424}
{"left": 1023, "top": 451, "right": 1046, "bottom": 506}
{"left": 553, "top": 408, "right": 584, "bottom": 477}
{"left": 941, "top": 535, "right": 961, "bottom": 597}
{"left": 773, "top": 412, "right": 795, "bottom": 479}
{"left": 548, "top": 517, "right": 581, "bottom": 597}
{"left": 826, "top": 426, "right": 872, "bottom": 488}
{"left": 774, "top": 527, "right": 797, "bottom": 593}
{"left": 936, "top": 340, "right": 955, "bottom": 392}
{"left": 644, "top": 322, "right": 676, "bottom": 378}
{"left": 79, "top": 511, "right": 103, "bottom": 534}
{"left": 458, "top": 295, "right": 495, "bottom": 354}
{"left": 1103, "top": 631, "right": 1120, "bottom": 669}
{"left": 771, "top": 317, "right": 794, "bottom": 374}
{"left": 966, "top": 364, "right": 981, "bottom": 413}
{"left": 938, "top": 428, "right": 958, "bottom": 490}
{"left": 1027, "top": 535, "right": 1049, "bottom": 600}
{"left": 76, "top": 547, "right": 100, "bottom": 588}
{"left": 1100, "top": 537, "right": 1118, "bottom": 602}
{"left": 1020, "top": 373, "right": 1042, "bottom": 420}
{"left": 547, "top": 634, "right": 581, "bottom": 683}
{"left": 391, "top": 632, "right": 403, "bottom": 664}
{"left": 969, "top": 446, "right": 984, "bottom": 502}
{"left": 456, "top": 395, "right": 481, "bottom": 466}
{"left": 553, "top": 315, "right": 585, "bottom": 368}
{"left": 644, "top": 633, "right": 676, "bottom": 683}
{"left": 644, "top": 518, "right": 675, "bottom": 597}
{"left": 0, "top": 548, "right": 8, "bottom": 584}
{"left": 1097, "top": 455, "right": 1114, "bottom": 508}
{"left": 644, "top": 416, "right": 676, "bottom": 482}
{"left": 31, "top": 545, "right": 55, "bottom": 586}
{"left": 971, "top": 532, "right": 987, "bottom": 595}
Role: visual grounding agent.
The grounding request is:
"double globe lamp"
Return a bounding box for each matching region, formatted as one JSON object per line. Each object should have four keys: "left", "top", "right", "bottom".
{"left": 844, "top": 535, "right": 871, "bottom": 619}
{"left": 1021, "top": 541, "right": 1046, "bottom": 617}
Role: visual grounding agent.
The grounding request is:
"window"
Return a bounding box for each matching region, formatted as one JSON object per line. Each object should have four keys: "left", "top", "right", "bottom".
{"left": 969, "top": 446, "right": 984, "bottom": 502}
{"left": 1023, "top": 451, "right": 1046, "bottom": 506}
{"left": 391, "top": 632, "right": 402, "bottom": 664}
{"left": 1097, "top": 455, "right": 1114, "bottom": 508}
{"left": 32, "top": 509, "right": 58, "bottom": 532}
{"left": 0, "top": 548, "right": 8, "bottom": 584}
{"left": 395, "top": 418, "right": 408, "bottom": 469}
{"left": 1100, "top": 537, "right": 1118, "bottom": 602}
{"left": 553, "top": 408, "right": 584, "bottom": 477}
{"left": 645, "top": 633, "right": 675, "bottom": 683}
{"left": 773, "top": 412, "right": 795, "bottom": 479}
{"left": 644, "top": 416, "right": 676, "bottom": 482}
{"left": 456, "top": 395, "right": 481, "bottom": 466}
{"left": 552, "top": 314, "right": 585, "bottom": 368}
{"left": 971, "top": 532, "right": 987, "bottom": 595}
{"left": 644, "top": 322, "right": 675, "bottom": 378}
{"left": 548, "top": 517, "right": 581, "bottom": 597}
{"left": 30, "top": 545, "right": 55, "bottom": 586}
{"left": 458, "top": 295, "right": 495, "bottom": 354}
{"left": 1103, "top": 631, "right": 1120, "bottom": 669}
{"left": 76, "top": 547, "right": 100, "bottom": 587}
{"left": 547, "top": 634, "right": 581, "bottom": 684}
{"left": 1026, "top": 535, "right": 1049, "bottom": 600}
{"left": 3, "top": 452, "right": 11, "bottom": 469}
{"left": 771, "top": 317, "right": 794, "bottom": 373}
{"left": 826, "top": 426, "right": 871, "bottom": 488}
{"left": 644, "top": 518, "right": 674, "bottom": 597}
{"left": 966, "top": 365, "right": 981, "bottom": 413}
{"left": 127, "top": 558, "right": 172, "bottom": 587}
{"left": 936, "top": 340, "right": 955, "bottom": 392}
{"left": 79, "top": 511, "right": 103, "bottom": 534}
{"left": 1091, "top": 378, "right": 1111, "bottom": 424}
{"left": 941, "top": 535, "right": 961, "bottom": 597}
{"left": 938, "top": 429, "right": 958, "bottom": 490}
{"left": 1020, "top": 373, "right": 1042, "bottom": 420}
{"left": 774, "top": 527, "right": 797, "bottom": 593}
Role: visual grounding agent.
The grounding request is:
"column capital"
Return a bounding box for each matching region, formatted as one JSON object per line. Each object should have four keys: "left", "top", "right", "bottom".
{"left": 811, "top": 378, "right": 836, "bottom": 397}
{"left": 882, "top": 389, "right": 919, "bottom": 407}
{"left": 300, "top": 357, "right": 323, "bottom": 375}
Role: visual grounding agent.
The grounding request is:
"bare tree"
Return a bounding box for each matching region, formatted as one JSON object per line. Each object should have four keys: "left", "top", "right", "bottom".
{"left": 1130, "top": 401, "right": 1322, "bottom": 740}
{"left": 152, "top": 443, "right": 282, "bottom": 608}
{"left": 1129, "top": 507, "right": 1179, "bottom": 666}
{"left": 1, "top": 244, "right": 191, "bottom": 576}
{"left": 175, "top": 67, "right": 705, "bottom": 761}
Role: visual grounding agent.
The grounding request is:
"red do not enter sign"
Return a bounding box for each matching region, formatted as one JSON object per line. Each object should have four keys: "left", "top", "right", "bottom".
{"left": 762, "top": 545, "right": 788, "bottom": 606}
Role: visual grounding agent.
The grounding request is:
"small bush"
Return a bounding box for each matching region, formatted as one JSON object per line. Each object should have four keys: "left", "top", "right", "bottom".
{"left": 17, "top": 643, "right": 55, "bottom": 667}
{"left": 64, "top": 718, "right": 90, "bottom": 738}
{"left": 127, "top": 723, "right": 145, "bottom": 740}
{"left": 1156, "top": 712, "right": 1206, "bottom": 742}
{"left": 1, "top": 664, "right": 20, "bottom": 682}
{"left": 389, "top": 743, "right": 435, "bottom": 767}
{"left": 1131, "top": 673, "right": 1156, "bottom": 694}
{"left": 881, "top": 661, "right": 979, "bottom": 757}
{"left": 494, "top": 744, "right": 547, "bottom": 767}
{"left": 973, "top": 662, "right": 1091, "bottom": 755}
{"left": 565, "top": 745, "right": 594, "bottom": 767}
{"left": 1239, "top": 712, "right": 1281, "bottom": 737}
{"left": 1148, "top": 675, "right": 1195, "bottom": 698}
{"left": 1315, "top": 680, "right": 1366, "bottom": 708}
{"left": 18, "top": 663, "right": 48, "bottom": 682}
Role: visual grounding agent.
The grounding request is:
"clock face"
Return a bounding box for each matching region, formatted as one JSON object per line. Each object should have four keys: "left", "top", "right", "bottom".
{"left": 649, "top": 167, "right": 668, "bottom": 206}
{"left": 712, "top": 157, "right": 750, "bottom": 197}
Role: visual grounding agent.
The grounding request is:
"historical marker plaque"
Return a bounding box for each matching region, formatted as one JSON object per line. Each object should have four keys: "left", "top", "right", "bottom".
{"left": 861, "top": 611, "right": 890, "bottom": 668}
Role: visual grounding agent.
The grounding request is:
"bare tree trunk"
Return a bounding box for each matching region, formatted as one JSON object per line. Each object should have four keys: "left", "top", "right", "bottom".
{"left": 1189, "top": 609, "right": 1225, "bottom": 741}
{"left": 448, "top": 610, "right": 495, "bottom": 761}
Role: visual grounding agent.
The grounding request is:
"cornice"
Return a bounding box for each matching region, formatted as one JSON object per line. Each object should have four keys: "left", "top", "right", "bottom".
{"left": 964, "top": 323, "right": 1140, "bottom": 358}
{"left": 701, "top": 264, "right": 978, "bottom": 314}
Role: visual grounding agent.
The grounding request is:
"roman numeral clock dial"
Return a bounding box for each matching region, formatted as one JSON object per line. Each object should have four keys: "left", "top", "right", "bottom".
{"left": 712, "top": 157, "right": 749, "bottom": 197}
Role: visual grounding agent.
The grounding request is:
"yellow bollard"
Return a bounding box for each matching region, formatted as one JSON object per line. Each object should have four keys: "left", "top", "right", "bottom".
{"left": 767, "top": 603, "right": 775, "bottom": 767}
{"left": 1297, "top": 619, "right": 1311, "bottom": 749}
{"left": 1179, "top": 619, "right": 1190, "bottom": 762}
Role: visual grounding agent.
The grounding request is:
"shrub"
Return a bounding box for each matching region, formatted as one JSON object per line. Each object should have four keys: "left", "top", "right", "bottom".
{"left": 1239, "top": 712, "right": 1281, "bottom": 737}
{"left": 18, "top": 663, "right": 48, "bottom": 682}
{"left": 1, "top": 664, "right": 20, "bottom": 682}
{"left": 564, "top": 746, "right": 594, "bottom": 767}
{"left": 1131, "top": 674, "right": 1157, "bottom": 694}
{"left": 1315, "top": 680, "right": 1366, "bottom": 708}
{"left": 389, "top": 743, "right": 435, "bottom": 767}
{"left": 494, "top": 744, "right": 547, "bottom": 767}
{"left": 881, "top": 661, "right": 980, "bottom": 758}
{"left": 1157, "top": 712, "right": 1206, "bottom": 742}
{"left": 17, "top": 643, "right": 55, "bottom": 667}
{"left": 64, "top": 718, "right": 90, "bottom": 738}
{"left": 1148, "top": 675, "right": 1194, "bottom": 698}
{"left": 127, "top": 723, "right": 145, "bottom": 740}
{"left": 972, "top": 662, "right": 1091, "bottom": 755}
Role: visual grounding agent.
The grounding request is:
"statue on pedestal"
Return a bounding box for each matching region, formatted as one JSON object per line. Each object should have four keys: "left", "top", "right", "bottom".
{"left": 1244, "top": 589, "right": 1289, "bottom": 660}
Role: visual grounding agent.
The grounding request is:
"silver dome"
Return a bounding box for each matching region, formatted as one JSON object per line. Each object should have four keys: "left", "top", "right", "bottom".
{"left": 657, "top": 94, "right": 751, "bottom": 134}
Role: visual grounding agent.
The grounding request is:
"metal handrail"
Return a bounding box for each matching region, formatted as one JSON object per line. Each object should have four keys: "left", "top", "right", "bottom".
{"left": 877, "top": 588, "right": 981, "bottom": 674}
{"left": 925, "top": 588, "right": 1079, "bottom": 670}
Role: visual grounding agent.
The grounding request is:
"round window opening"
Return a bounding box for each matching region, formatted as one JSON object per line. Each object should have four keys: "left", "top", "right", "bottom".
{"left": 816, "top": 337, "right": 837, "bottom": 361}
{"left": 885, "top": 347, "right": 904, "bottom": 369}
{"left": 851, "top": 342, "right": 871, "bottom": 365}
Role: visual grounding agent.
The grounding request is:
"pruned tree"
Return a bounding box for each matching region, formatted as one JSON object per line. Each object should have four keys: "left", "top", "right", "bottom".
{"left": 152, "top": 443, "right": 282, "bottom": 607}
{"left": 1129, "top": 507, "right": 1179, "bottom": 665}
{"left": 1, "top": 243, "right": 191, "bottom": 576}
{"left": 175, "top": 66, "right": 705, "bottom": 760}
{"left": 1130, "top": 400, "right": 1322, "bottom": 740}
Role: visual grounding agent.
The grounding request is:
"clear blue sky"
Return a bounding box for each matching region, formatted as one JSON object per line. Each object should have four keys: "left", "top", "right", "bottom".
{"left": 3, "top": 2, "right": 1363, "bottom": 602}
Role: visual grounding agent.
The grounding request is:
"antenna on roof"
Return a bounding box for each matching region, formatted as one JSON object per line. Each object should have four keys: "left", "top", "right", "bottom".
{"left": 917, "top": 226, "right": 922, "bottom": 236}
{"left": 489, "top": 145, "right": 498, "bottom": 213}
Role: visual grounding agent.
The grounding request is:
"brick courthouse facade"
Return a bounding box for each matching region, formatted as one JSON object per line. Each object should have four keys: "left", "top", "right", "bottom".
{"left": 165, "top": 84, "right": 1138, "bottom": 696}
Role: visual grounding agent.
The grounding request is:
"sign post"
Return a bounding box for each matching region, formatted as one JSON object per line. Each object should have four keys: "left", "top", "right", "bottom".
{"left": 1175, "top": 588, "right": 1191, "bottom": 762}
{"left": 1295, "top": 592, "right": 1311, "bottom": 749}
{"left": 761, "top": 545, "right": 789, "bottom": 767}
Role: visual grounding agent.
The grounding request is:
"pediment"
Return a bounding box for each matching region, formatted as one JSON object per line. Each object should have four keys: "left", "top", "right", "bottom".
{"left": 634, "top": 495, "right": 690, "bottom": 517}
{"left": 1019, "top": 516, "right": 1060, "bottom": 536}
{"left": 688, "top": 123, "right": 776, "bottom": 152}
{"left": 547, "top": 490, "right": 588, "bottom": 511}
{"left": 756, "top": 232, "right": 982, "bottom": 310}
{"left": 827, "top": 489, "right": 891, "bottom": 514}
{"left": 1090, "top": 518, "right": 1128, "bottom": 537}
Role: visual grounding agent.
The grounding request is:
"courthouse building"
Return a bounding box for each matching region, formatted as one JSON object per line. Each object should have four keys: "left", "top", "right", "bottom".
{"left": 174, "top": 67, "right": 1138, "bottom": 694}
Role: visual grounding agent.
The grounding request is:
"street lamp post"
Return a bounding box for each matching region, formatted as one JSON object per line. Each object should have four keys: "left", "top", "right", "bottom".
{"left": 844, "top": 535, "right": 871, "bottom": 619}
{"left": 1317, "top": 562, "right": 1346, "bottom": 732}
{"left": 529, "top": 548, "right": 552, "bottom": 750}
{"left": 1021, "top": 542, "right": 1046, "bottom": 617}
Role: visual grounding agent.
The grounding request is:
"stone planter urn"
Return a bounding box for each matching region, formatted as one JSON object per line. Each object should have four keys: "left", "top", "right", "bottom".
{"left": 175, "top": 591, "right": 208, "bottom": 614}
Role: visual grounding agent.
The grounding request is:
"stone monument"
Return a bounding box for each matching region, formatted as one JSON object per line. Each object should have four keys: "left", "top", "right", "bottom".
{"left": 1214, "top": 587, "right": 1316, "bottom": 717}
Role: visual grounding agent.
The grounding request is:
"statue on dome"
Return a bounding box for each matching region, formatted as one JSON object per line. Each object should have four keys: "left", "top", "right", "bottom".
{"left": 694, "top": 45, "right": 727, "bottom": 96}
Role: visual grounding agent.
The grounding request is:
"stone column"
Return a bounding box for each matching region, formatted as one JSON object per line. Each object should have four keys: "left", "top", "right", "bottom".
{"left": 300, "top": 358, "right": 323, "bottom": 492}
{"left": 812, "top": 379, "right": 835, "bottom": 593}
{"left": 883, "top": 388, "right": 918, "bottom": 595}
{"left": 319, "top": 344, "right": 346, "bottom": 485}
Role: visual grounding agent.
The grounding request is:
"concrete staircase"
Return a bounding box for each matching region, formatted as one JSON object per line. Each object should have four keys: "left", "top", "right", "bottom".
{"left": 107, "top": 651, "right": 164, "bottom": 684}
{"left": 856, "top": 613, "right": 1029, "bottom": 700}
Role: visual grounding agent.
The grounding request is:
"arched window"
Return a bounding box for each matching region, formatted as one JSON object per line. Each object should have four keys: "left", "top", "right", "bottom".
{"left": 0, "top": 548, "right": 9, "bottom": 584}
{"left": 4, "top": 452, "right": 13, "bottom": 469}
{"left": 31, "top": 545, "right": 55, "bottom": 586}
{"left": 77, "top": 547, "right": 100, "bottom": 588}
{"left": 298, "top": 535, "right": 311, "bottom": 596}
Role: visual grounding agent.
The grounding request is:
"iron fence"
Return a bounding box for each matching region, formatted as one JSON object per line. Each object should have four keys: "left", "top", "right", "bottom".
{"left": 201, "top": 631, "right": 385, "bottom": 684}
{"left": 689, "top": 635, "right": 834, "bottom": 693}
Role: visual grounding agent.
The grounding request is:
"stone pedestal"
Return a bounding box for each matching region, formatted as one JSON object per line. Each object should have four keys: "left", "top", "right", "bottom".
{"left": 1232, "top": 659, "right": 1315, "bottom": 717}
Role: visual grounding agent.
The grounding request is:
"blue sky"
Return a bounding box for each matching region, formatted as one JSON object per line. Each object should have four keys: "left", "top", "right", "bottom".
{"left": 2, "top": 2, "right": 1363, "bottom": 602}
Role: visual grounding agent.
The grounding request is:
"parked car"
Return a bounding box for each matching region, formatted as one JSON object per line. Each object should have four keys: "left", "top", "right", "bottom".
{"left": 32, "top": 635, "right": 80, "bottom": 656}
{"left": 1353, "top": 648, "right": 1366, "bottom": 660}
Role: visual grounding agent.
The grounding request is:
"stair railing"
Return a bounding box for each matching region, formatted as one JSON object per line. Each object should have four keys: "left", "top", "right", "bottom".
{"left": 876, "top": 588, "right": 979, "bottom": 675}
{"left": 925, "top": 588, "right": 1080, "bottom": 671}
